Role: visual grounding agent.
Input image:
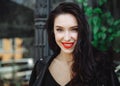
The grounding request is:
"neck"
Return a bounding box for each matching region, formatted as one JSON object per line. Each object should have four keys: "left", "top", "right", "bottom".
{"left": 56, "top": 51, "right": 73, "bottom": 63}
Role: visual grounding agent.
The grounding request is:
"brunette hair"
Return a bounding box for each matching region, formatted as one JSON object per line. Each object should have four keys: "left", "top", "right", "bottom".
{"left": 46, "top": 2, "right": 96, "bottom": 85}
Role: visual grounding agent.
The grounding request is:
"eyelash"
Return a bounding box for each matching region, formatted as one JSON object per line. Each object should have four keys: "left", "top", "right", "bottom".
{"left": 72, "top": 28, "right": 78, "bottom": 31}
{"left": 71, "top": 28, "right": 78, "bottom": 32}
{"left": 56, "top": 28, "right": 78, "bottom": 32}
{"left": 56, "top": 28, "right": 63, "bottom": 32}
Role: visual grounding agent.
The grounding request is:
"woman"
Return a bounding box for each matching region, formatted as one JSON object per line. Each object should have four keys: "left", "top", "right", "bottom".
{"left": 29, "top": 2, "right": 120, "bottom": 86}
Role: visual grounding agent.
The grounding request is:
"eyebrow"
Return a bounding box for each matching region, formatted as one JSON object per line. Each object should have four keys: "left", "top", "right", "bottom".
{"left": 55, "top": 25, "right": 78, "bottom": 28}
{"left": 70, "top": 26, "right": 78, "bottom": 28}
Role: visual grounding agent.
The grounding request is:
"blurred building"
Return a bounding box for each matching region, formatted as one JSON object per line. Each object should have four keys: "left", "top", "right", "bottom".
{"left": 0, "top": 0, "right": 35, "bottom": 61}
{"left": 0, "top": 38, "right": 23, "bottom": 61}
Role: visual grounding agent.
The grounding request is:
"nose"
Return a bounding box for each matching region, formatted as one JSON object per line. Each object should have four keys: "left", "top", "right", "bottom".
{"left": 64, "top": 31, "right": 71, "bottom": 41}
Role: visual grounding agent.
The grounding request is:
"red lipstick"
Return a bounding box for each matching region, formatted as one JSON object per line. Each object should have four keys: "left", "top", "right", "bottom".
{"left": 62, "top": 42, "right": 74, "bottom": 49}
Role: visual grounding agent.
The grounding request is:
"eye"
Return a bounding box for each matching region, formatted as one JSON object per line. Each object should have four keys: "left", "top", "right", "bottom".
{"left": 56, "top": 28, "right": 63, "bottom": 32}
{"left": 71, "top": 28, "right": 78, "bottom": 32}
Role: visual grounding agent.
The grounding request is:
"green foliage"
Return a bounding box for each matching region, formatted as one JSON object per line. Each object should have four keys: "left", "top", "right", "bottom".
{"left": 76, "top": 0, "right": 120, "bottom": 52}
{"left": 98, "top": 0, "right": 107, "bottom": 6}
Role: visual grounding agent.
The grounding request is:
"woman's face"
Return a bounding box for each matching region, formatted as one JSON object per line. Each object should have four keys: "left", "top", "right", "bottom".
{"left": 54, "top": 13, "right": 78, "bottom": 54}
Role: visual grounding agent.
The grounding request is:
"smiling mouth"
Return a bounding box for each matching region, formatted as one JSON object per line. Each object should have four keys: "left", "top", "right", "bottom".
{"left": 62, "top": 42, "right": 74, "bottom": 49}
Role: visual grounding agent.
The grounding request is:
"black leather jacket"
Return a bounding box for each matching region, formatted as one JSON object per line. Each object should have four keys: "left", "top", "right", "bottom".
{"left": 29, "top": 55, "right": 120, "bottom": 86}
{"left": 29, "top": 57, "right": 51, "bottom": 86}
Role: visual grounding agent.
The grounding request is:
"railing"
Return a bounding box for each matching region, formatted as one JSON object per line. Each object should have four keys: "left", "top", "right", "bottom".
{"left": 0, "top": 58, "right": 34, "bottom": 86}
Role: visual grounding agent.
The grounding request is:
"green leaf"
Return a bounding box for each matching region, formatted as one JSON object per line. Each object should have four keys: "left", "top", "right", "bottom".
{"left": 83, "top": 2, "right": 88, "bottom": 7}
{"left": 77, "top": 0, "right": 120, "bottom": 53}
{"left": 85, "top": 7, "right": 93, "bottom": 16}
{"left": 92, "top": 16, "right": 101, "bottom": 25}
{"left": 101, "top": 26, "right": 107, "bottom": 32}
{"left": 101, "top": 33, "right": 106, "bottom": 40}
{"left": 108, "top": 28, "right": 113, "bottom": 33}
{"left": 98, "top": 32, "right": 106, "bottom": 40}
{"left": 93, "top": 26, "right": 99, "bottom": 34}
{"left": 76, "top": 0, "right": 84, "bottom": 3}
{"left": 113, "top": 19, "right": 120, "bottom": 26}
{"left": 108, "top": 36, "right": 114, "bottom": 41}
{"left": 98, "top": 0, "right": 107, "bottom": 6}
{"left": 116, "top": 31, "right": 120, "bottom": 37}
{"left": 93, "top": 8, "right": 102, "bottom": 14}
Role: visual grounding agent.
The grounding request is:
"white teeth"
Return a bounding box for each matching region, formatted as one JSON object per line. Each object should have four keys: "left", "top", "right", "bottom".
{"left": 64, "top": 44, "right": 72, "bottom": 46}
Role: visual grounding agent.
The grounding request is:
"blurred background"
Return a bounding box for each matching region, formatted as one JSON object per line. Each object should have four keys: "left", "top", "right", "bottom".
{"left": 0, "top": 0, "right": 120, "bottom": 86}
{"left": 0, "top": 0, "right": 35, "bottom": 86}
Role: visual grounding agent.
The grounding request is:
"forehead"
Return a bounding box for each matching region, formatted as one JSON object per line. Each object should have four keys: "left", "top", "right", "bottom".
{"left": 54, "top": 13, "right": 78, "bottom": 27}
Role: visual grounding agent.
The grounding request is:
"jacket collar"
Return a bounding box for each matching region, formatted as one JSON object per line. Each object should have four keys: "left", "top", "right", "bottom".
{"left": 34, "top": 54, "right": 57, "bottom": 86}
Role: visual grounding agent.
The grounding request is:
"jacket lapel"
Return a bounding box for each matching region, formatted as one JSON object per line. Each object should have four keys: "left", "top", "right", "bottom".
{"left": 34, "top": 55, "right": 55, "bottom": 86}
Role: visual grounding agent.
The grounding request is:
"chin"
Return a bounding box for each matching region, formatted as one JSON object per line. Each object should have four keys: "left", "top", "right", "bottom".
{"left": 62, "top": 49, "right": 74, "bottom": 54}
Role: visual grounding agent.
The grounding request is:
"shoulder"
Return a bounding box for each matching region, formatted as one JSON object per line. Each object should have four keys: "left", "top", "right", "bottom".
{"left": 29, "top": 56, "right": 52, "bottom": 86}
{"left": 34, "top": 55, "right": 55, "bottom": 70}
{"left": 35, "top": 56, "right": 52, "bottom": 68}
{"left": 30, "top": 56, "right": 52, "bottom": 78}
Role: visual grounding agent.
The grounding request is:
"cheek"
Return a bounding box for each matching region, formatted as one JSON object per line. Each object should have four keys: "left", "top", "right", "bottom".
{"left": 54, "top": 33, "right": 62, "bottom": 42}
{"left": 72, "top": 33, "right": 78, "bottom": 40}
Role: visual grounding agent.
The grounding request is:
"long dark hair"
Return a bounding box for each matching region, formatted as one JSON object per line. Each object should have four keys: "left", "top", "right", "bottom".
{"left": 46, "top": 2, "right": 96, "bottom": 85}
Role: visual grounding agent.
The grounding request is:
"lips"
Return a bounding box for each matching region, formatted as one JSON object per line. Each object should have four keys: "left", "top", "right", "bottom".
{"left": 62, "top": 42, "right": 74, "bottom": 49}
